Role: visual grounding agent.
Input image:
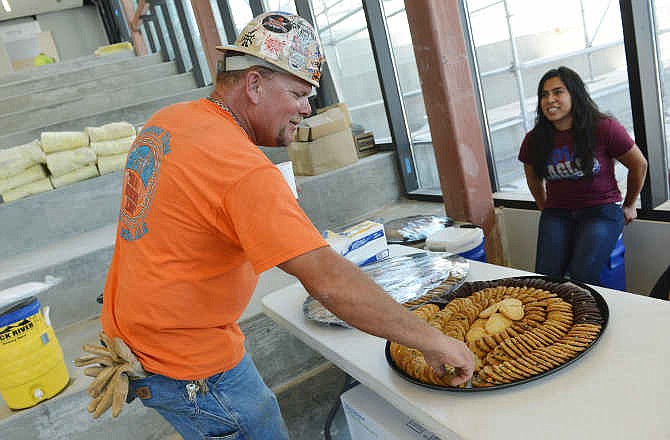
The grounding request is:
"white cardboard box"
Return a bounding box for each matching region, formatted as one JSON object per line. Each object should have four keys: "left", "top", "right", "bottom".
{"left": 325, "top": 220, "right": 389, "bottom": 267}
{"left": 341, "top": 385, "right": 461, "bottom": 440}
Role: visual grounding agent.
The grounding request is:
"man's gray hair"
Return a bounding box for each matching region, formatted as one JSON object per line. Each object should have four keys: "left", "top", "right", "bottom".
{"left": 215, "top": 58, "right": 276, "bottom": 86}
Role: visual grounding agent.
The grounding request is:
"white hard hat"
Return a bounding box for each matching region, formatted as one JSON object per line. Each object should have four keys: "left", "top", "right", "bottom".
{"left": 216, "top": 11, "right": 324, "bottom": 87}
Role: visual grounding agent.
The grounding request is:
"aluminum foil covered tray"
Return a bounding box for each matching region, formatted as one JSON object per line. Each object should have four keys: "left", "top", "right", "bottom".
{"left": 383, "top": 215, "right": 453, "bottom": 244}
{"left": 303, "top": 252, "right": 470, "bottom": 327}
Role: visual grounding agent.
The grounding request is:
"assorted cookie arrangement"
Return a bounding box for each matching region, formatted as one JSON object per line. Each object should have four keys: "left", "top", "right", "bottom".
{"left": 388, "top": 277, "right": 606, "bottom": 388}
{"left": 402, "top": 274, "right": 468, "bottom": 308}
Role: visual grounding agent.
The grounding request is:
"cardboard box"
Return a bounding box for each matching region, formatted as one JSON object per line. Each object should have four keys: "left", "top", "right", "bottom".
{"left": 296, "top": 104, "right": 351, "bottom": 142}
{"left": 341, "top": 385, "right": 462, "bottom": 440}
{"left": 355, "top": 131, "right": 376, "bottom": 158}
{"left": 288, "top": 128, "right": 358, "bottom": 176}
{"left": 317, "top": 102, "right": 352, "bottom": 126}
{"left": 325, "top": 220, "right": 389, "bottom": 267}
{"left": 7, "top": 31, "right": 59, "bottom": 72}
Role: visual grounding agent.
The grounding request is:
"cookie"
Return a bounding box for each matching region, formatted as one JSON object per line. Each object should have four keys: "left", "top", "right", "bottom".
{"left": 485, "top": 312, "right": 513, "bottom": 335}
{"left": 479, "top": 302, "right": 500, "bottom": 318}
{"left": 499, "top": 298, "right": 524, "bottom": 320}
{"left": 465, "top": 326, "right": 487, "bottom": 344}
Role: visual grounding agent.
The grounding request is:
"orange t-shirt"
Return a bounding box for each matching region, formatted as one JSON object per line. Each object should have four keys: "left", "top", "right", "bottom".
{"left": 101, "top": 99, "right": 326, "bottom": 380}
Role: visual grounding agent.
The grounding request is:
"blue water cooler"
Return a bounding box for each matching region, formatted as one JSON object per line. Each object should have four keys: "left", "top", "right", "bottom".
{"left": 425, "top": 225, "right": 486, "bottom": 262}
{"left": 599, "top": 234, "right": 626, "bottom": 290}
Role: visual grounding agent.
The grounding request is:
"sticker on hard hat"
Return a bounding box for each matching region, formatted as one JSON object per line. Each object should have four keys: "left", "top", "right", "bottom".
{"left": 291, "top": 20, "right": 316, "bottom": 42}
{"left": 239, "top": 29, "right": 257, "bottom": 48}
{"left": 262, "top": 37, "right": 287, "bottom": 60}
{"left": 262, "top": 14, "right": 292, "bottom": 33}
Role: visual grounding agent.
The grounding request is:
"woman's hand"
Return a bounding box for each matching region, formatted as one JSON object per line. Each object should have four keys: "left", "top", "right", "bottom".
{"left": 523, "top": 164, "right": 546, "bottom": 210}
{"left": 617, "top": 145, "right": 647, "bottom": 224}
{"left": 623, "top": 204, "right": 637, "bottom": 225}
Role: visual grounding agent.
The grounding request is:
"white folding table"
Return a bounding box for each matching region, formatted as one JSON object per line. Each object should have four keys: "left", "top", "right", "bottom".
{"left": 262, "top": 245, "right": 670, "bottom": 439}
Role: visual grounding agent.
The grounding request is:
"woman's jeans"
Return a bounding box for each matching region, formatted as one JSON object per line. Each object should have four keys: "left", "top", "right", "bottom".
{"left": 128, "top": 353, "right": 289, "bottom": 440}
{"left": 535, "top": 203, "right": 624, "bottom": 286}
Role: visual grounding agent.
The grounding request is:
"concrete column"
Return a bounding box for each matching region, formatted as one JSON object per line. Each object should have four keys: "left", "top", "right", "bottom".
{"left": 119, "top": 0, "right": 148, "bottom": 56}
{"left": 404, "top": 0, "right": 503, "bottom": 264}
{"left": 189, "top": 0, "right": 221, "bottom": 81}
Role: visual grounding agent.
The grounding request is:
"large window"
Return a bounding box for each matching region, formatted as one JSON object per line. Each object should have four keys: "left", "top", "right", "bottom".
{"left": 465, "top": 0, "right": 632, "bottom": 196}
{"left": 229, "top": 0, "right": 254, "bottom": 34}
{"left": 263, "top": 1, "right": 297, "bottom": 13}
{"left": 311, "top": 0, "right": 391, "bottom": 142}
{"left": 652, "top": 0, "right": 670, "bottom": 209}
{"left": 382, "top": 0, "right": 437, "bottom": 191}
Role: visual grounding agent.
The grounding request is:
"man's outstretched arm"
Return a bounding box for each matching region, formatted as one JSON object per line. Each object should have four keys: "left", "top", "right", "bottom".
{"left": 279, "top": 246, "right": 474, "bottom": 385}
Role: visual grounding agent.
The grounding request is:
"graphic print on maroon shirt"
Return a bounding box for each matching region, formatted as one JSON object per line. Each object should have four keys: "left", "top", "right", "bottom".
{"left": 518, "top": 118, "right": 634, "bottom": 209}
{"left": 545, "top": 143, "right": 601, "bottom": 181}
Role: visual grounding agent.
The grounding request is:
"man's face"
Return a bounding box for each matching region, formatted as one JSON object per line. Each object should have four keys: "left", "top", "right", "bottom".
{"left": 255, "top": 72, "right": 313, "bottom": 147}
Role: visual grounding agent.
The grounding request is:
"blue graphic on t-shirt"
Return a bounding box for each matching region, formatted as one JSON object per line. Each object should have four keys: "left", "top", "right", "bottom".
{"left": 127, "top": 146, "right": 156, "bottom": 187}
{"left": 545, "top": 144, "right": 600, "bottom": 181}
{"left": 119, "top": 126, "right": 170, "bottom": 242}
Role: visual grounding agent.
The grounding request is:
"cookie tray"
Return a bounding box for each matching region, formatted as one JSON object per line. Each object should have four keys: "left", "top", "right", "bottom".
{"left": 385, "top": 276, "right": 610, "bottom": 391}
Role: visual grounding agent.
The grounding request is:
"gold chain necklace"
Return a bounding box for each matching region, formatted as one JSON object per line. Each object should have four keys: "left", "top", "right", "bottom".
{"left": 206, "top": 96, "right": 249, "bottom": 137}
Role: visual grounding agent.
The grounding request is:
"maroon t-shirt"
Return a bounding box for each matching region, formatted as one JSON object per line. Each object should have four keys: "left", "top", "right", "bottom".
{"left": 518, "top": 118, "right": 634, "bottom": 209}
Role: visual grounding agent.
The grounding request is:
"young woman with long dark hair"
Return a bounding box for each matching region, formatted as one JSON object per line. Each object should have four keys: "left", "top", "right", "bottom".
{"left": 518, "top": 66, "right": 647, "bottom": 286}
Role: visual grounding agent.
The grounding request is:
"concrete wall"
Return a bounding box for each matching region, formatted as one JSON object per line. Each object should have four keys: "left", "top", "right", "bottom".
{"left": 499, "top": 207, "right": 670, "bottom": 296}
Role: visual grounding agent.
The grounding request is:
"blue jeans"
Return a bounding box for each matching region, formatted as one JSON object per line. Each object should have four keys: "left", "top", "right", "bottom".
{"left": 535, "top": 203, "right": 624, "bottom": 286}
{"left": 128, "top": 353, "right": 289, "bottom": 440}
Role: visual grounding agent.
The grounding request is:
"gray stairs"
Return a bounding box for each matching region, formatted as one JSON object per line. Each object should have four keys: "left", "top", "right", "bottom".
{"left": 0, "top": 61, "right": 181, "bottom": 115}
{"left": 0, "top": 87, "right": 211, "bottom": 148}
{"left": 0, "top": 53, "right": 152, "bottom": 98}
{"left": 0, "top": 73, "right": 198, "bottom": 134}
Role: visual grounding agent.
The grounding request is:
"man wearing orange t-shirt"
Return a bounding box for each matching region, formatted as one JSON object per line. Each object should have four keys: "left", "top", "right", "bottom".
{"left": 98, "top": 12, "right": 474, "bottom": 439}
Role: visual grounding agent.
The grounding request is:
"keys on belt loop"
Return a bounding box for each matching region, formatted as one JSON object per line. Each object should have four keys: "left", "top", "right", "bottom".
{"left": 186, "top": 379, "right": 209, "bottom": 401}
{"left": 186, "top": 382, "right": 198, "bottom": 401}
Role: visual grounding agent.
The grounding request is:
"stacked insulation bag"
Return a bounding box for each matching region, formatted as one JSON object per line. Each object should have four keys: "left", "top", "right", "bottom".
{"left": 41, "top": 131, "right": 99, "bottom": 188}
{"left": 86, "top": 122, "right": 135, "bottom": 175}
{"left": 0, "top": 140, "right": 51, "bottom": 203}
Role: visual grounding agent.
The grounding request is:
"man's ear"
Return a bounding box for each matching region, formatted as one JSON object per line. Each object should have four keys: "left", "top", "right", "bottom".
{"left": 245, "top": 70, "right": 264, "bottom": 105}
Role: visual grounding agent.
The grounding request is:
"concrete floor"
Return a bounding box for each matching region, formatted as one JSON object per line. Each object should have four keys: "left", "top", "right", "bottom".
{"left": 278, "top": 365, "right": 352, "bottom": 440}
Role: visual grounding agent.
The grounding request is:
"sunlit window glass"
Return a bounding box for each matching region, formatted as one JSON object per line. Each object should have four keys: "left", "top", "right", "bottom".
{"left": 229, "top": 0, "right": 254, "bottom": 34}
{"left": 263, "top": 0, "right": 296, "bottom": 13}
{"left": 312, "top": 0, "right": 391, "bottom": 142}
{"left": 652, "top": 0, "right": 670, "bottom": 209}
{"left": 466, "top": 0, "right": 632, "bottom": 196}
{"left": 382, "top": 0, "right": 437, "bottom": 190}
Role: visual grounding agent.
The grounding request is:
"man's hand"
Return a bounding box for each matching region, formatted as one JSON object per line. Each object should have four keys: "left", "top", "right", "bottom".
{"left": 420, "top": 333, "right": 475, "bottom": 386}
{"left": 279, "top": 247, "right": 475, "bottom": 386}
